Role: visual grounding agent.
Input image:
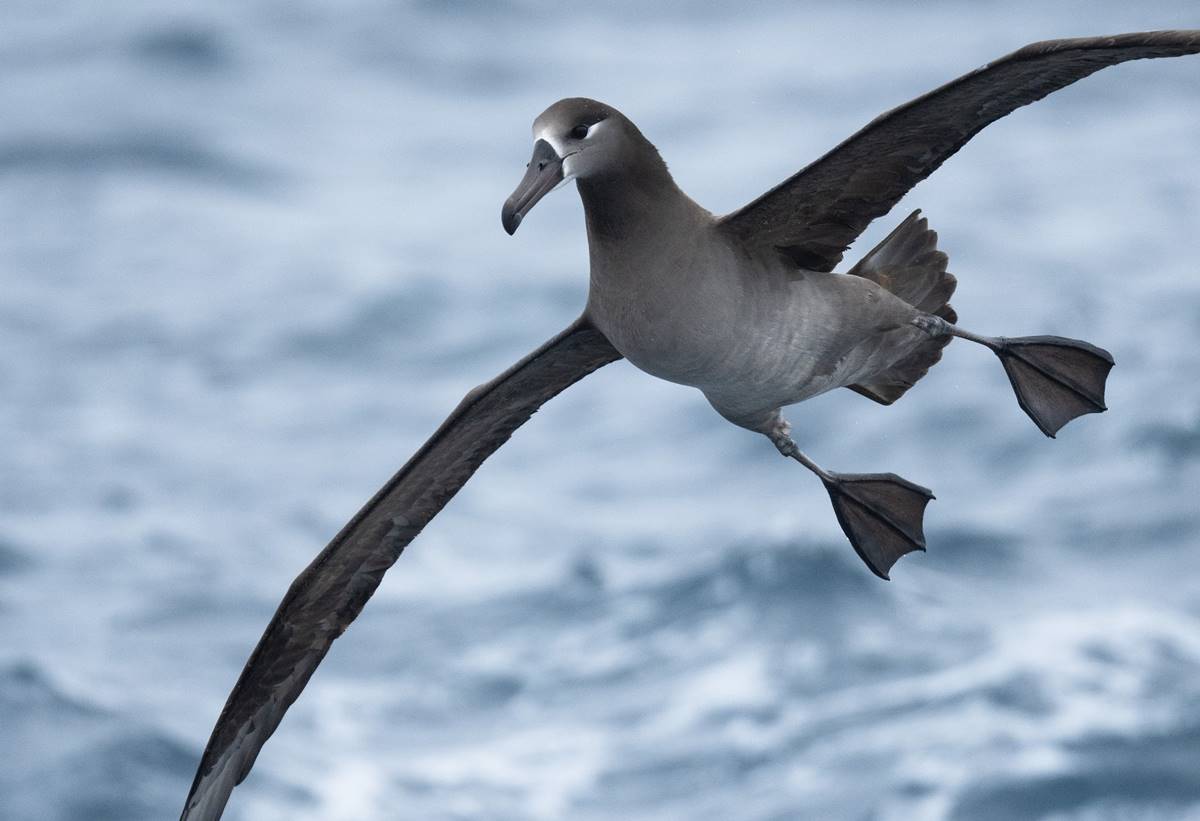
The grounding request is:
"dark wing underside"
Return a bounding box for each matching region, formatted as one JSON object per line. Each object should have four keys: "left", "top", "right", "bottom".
{"left": 719, "top": 30, "right": 1200, "bottom": 273}
{"left": 180, "top": 317, "right": 622, "bottom": 821}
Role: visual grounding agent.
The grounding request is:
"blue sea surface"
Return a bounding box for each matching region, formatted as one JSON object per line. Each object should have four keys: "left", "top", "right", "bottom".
{"left": 2, "top": 2, "right": 1199, "bottom": 819}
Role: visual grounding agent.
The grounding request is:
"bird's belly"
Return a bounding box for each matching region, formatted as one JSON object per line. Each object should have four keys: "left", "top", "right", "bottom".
{"left": 696, "top": 273, "right": 920, "bottom": 418}
{"left": 598, "top": 285, "right": 855, "bottom": 399}
{"left": 697, "top": 315, "right": 848, "bottom": 413}
{"left": 589, "top": 259, "right": 917, "bottom": 413}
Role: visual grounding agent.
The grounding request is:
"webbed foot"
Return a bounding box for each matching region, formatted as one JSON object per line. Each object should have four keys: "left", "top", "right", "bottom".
{"left": 992, "top": 335, "right": 1113, "bottom": 438}
{"left": 933, "top": 319, "right": 1114, "bottom": 438}
{"left": 821, "top": 471, "right": 934, "bottom": 580}
{"left": 769, "top": 419, "right": 933, "bottom": 580}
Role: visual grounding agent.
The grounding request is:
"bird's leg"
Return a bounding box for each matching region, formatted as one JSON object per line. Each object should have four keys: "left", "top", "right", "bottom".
{"left": 768, "top": 417, "right": 933, "bottom": 580}
{"left": 912, "top": 314, "right": 1114, "bottom": 438}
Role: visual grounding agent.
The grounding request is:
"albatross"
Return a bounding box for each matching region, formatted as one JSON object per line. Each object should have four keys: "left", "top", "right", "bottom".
{"left": 181, "top": 30, "right": 1200, "bottom": 820}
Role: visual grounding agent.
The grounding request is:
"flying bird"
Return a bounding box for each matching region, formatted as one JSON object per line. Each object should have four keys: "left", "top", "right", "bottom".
{"left": 180, "top": 30, "right": 1200, "bottom": 820}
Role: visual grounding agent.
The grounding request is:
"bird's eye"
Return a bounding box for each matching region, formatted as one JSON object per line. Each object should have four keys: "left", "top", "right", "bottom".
{"left": 569, "top": 124, "right": 590, "bottom": 140}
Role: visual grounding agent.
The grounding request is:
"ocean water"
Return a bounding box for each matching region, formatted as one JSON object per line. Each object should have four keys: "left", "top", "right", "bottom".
{"left": 1, "top": 2, "right": 1199, "bottom": 819}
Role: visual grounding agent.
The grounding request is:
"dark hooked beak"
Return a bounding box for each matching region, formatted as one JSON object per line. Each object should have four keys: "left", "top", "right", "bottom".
{"left": 501, "top": 139, "right": 563, "bottom": 235}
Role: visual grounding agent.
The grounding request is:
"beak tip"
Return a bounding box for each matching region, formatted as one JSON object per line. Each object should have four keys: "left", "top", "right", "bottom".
{"left": 501, "top": 209, "right": 521, "bottom": 235}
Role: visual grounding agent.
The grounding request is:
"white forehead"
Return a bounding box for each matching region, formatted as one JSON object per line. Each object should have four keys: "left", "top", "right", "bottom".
{"left": 533, "top": 124, "right": 566, "bottom": 156}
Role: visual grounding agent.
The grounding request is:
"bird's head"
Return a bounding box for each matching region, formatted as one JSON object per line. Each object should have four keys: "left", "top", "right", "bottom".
{"left": 501, "top": 97, "right": 631, "bottom": 235}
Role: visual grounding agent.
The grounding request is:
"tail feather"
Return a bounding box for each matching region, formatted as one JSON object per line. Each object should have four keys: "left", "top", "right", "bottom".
{"left": 846, "top": 210, "right": 957, "bottom": 405}
{"left": 847, "top": 209, "right": 957, "bottom": 314}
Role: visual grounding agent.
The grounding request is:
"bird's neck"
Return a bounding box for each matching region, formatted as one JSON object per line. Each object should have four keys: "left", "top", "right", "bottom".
{"left": 576, "top": 150, "right": 696, "bottom": 252}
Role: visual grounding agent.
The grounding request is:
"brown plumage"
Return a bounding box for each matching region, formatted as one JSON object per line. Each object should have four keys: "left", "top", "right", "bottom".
{"left": 181, "top": 31, "right": 1199, "bottom": 821}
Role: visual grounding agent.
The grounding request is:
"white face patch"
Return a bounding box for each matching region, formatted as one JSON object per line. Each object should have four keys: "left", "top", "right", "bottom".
{"left": 533, "top": 117, "right": 608, "bottom": 185}
{"left": 534, "top": 118, "right": 607, "bottom": 158}
{"left": 558, "top": 154, "right": 579, "bottom": 188}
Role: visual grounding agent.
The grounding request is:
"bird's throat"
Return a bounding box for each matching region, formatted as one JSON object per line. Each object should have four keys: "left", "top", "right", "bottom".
{"left": 577, "top": 157, "right": 690, "bottom": 252}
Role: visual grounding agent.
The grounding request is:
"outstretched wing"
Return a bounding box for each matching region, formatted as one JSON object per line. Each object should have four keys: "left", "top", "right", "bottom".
{"left": 719, "top": 30, "right": 1200, "bottom": 272}
{"left": 180, "top": 316, "right": 622, "bottom": 821}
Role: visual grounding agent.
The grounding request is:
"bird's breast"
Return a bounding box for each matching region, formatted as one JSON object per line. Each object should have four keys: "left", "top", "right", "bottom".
{"left": 584, "top": 236, "right": 747, "bottom": 388}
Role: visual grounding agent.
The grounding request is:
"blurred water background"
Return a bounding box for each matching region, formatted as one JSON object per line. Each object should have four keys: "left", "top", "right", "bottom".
{"left": 2, "top": 2, "right": 1199, "bottom": 819}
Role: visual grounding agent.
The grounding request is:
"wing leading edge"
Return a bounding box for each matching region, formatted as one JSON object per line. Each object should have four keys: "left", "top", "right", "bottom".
{"left": 719, "top": 30, "right": 1200, "bottom": 272}
{"left": 180, "top": 316, "right": 621, "bottom": 821}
